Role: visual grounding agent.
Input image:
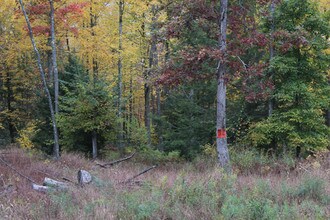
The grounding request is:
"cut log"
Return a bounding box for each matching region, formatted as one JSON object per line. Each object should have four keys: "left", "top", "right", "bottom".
{"left": 32, "top": 184, "right": 50, "bottom": 193}
{"left": 43, "top": 177, "right": 69, "bottom": 189}
{"left": 78, "top": 170, "right": 92, "bottom": 186}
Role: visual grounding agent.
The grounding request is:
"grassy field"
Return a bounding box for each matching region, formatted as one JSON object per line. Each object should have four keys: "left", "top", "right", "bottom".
{"left": 0, "top": 147, "right": 329, "bottom": 219}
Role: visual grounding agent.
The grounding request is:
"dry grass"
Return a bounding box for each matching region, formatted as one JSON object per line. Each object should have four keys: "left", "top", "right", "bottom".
{"left": 0, "top": 147, "right": 329, "bottom": 219}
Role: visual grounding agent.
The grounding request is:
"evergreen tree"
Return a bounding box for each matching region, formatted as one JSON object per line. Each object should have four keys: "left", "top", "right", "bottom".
{"left": 58, "top": 56, "right": 116, "bottom": 158}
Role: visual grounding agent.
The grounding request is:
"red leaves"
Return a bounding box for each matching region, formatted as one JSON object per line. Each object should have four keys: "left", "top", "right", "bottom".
{"left": 28, "top": 3, "right": 48, "bottom": 15}
{"left": 23, "top": 2, "right": 88, "bottom": 36}
{"left": 241, "top": 63, "right": 274, "bottom": 103}
{"left": 158, "top": 47, "right": 224, "bottom": 86}
{"left": 57, "top": 3, "right": 87, "bottom": 17}
{"left": 273, "top": 30, "right": 310, "bottom": 53}
{"left": 31, "top": 25, "right": 50, "bottom": 36}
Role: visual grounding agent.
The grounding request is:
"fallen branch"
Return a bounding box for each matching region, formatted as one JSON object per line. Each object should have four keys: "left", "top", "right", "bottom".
{"left": 0, "top": 156, "right": 37, "bottom": 184}
{"left": 62, "top": 177, "right": 76, "bottom": 184}
{"left": 96, "top": 152, "right": 136, "bottom": 168}
{"left": 124, "top": 165, "right": 157, "bottom": 184}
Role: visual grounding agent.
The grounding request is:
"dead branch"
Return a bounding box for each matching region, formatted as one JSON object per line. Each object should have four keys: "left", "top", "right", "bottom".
{"left": 62, "top": 177, "right": 76, "bottom": 184}
{"left": 124, "top": 165, "right": 157, "bottom": 184}
{"left": 96, "top": 152, "right": 136, "bottom": 168}
{"left": 0, "top": 156, "right": 37, "bottom": 184}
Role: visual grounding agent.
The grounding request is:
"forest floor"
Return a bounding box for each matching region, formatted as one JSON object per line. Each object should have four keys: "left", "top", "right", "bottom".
{"left": 0, "top": 147, "right": 329, "bottom": 219}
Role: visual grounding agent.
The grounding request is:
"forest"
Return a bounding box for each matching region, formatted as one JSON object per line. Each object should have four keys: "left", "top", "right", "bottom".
{"left": 0, "top": 0, "right": 329, "bottom": 219}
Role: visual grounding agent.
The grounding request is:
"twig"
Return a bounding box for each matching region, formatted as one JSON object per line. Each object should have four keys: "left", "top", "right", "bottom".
{"left": 96, "top": 152, "right": 136, "bottom": 168}
{"left": 62, "top": 177, "right": 75, "bottom": 184}
{"left": 0, "top": 156, "right": 37, "bottom": 184}
{"left": 124, "top": 165, "right": 157, "bottom": 184}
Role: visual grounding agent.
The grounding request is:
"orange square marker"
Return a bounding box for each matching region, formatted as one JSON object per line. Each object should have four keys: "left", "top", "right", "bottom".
{"left": 217, "top": 129, "right": 227, "bottom": 138}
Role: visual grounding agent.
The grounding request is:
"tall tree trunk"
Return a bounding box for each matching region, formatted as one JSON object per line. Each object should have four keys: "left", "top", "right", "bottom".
{"left": 144, "top": 82, "right": 151, "bottom": 146}
{"left": 216, "top": 0, "right": 230, "bottom": 170}
{"left": 156, "top": 85, "right": 162, "bottom": 150}
{"left": 19, "top": 0, "right": 60, "bottom": 159}
{"left": 129, "top": 68, "right": 133, "bottom": 142}
{"left": 90, "top": 2, "right": 99, "bottom": 158}
{"left": 327, "top": 79, "right": 330, "bottom": 127}
{"left": 118, "top": 0, "right": 124, "bottom": 153}
{"left": 47, "top": 37, "right": 53, "bottom": 85}
{"left": 49, "top": 0, "right": 59, "bottom": 115}
{"left": 145, "top": 5, "right": 158, "bottom": 147}
{"left": 268, "top": 0, "right": 275, "bottom": 117}
{"left": 92, "top": 131, "right": 97, "bottom": 159}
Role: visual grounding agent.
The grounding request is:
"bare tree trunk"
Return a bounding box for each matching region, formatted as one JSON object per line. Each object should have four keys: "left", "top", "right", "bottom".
{"left": 156, "top": 85, "right": 162, "bottom": 149}
{"left": 268, "top": 0, "right": 275, "bottom": 117}
{"left": 145, "top": 5, "right": 158, "bottom": 147}
{"left": 129, "top": 70, "right": 133, "bottom": 142}
{"left": 47, "top": 37, "right": 53, "bottom": 84}
{"left": 92, "top": 131, "right": 97, "bottom": 159}
{"left": 18, "top": 0, "right": 60, "bottom": 159}
{"left": 49, "top": 0, "right": 59, "bottom": 115}
{"left": 216, "top": 0, "right": 230, "bottom": 171}
{"left": 118, "top": 0, "right": 124, "bottom": 154}
{"left": 144, "top": 82, "right": 151, "bottom": 146}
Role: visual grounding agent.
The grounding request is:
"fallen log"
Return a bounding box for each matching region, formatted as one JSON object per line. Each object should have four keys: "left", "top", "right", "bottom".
{"left": 96, "top": 152, "right": 136, "bottom": 168}
{"left": 32, "top": 184, "right": 51, "bottom": 193}
{"left": 124, "top": 165, "right": 157, "bottom": 184}
{"left": 43, "top": 177, "right": 69, "bottom": 189}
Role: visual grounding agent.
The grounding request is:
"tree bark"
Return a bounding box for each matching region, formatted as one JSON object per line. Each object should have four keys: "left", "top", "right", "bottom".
{"left": 216, "top": 0, "right": 230, "bottom": 171}
{"left": 49, "top": 0, "right": 59, "bottom": 115}
{"left": 118, "top": 0, "right": 124, "bottom": 154}
{"left": 18, "top": 0, "right": 60, "bottom": 159}
{"left": 92, "top": 131, "right": 97, "bottom": 159}
{"left": 268, "top": 0, "right": 275, "bottom": 117}
{"left": 145, "top": 5, "right": 158, "bottom": 147}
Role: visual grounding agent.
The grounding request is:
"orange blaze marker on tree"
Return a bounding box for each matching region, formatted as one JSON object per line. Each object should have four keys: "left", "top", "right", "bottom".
{"left": 217, "top": 129, "right": 227, "bottom": 139}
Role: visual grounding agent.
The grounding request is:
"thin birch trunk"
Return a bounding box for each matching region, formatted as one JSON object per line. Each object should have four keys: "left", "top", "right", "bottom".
{"left": 118, "top": 0, "right": 124, "bottom": 153}
{"left": 18, "top": 0, "right": 60, "bottom": 159}
{"left": 49, "top": 0, "right": 59, "bottom": 115}
{"left": 216, "top": 0, "right": 230, "bottom": 170}
{"left": 268, "top": 0, "right": 275, "bottom": 117}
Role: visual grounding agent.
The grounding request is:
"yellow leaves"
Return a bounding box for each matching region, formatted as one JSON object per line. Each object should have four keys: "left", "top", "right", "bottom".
{"left": 16, "top": 122, "right": 39, "bottom": 149}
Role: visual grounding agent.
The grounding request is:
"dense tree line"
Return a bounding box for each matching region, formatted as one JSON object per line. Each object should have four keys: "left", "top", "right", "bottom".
{"left": 0, "top": 0, "right": 329, "bottom": 162}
